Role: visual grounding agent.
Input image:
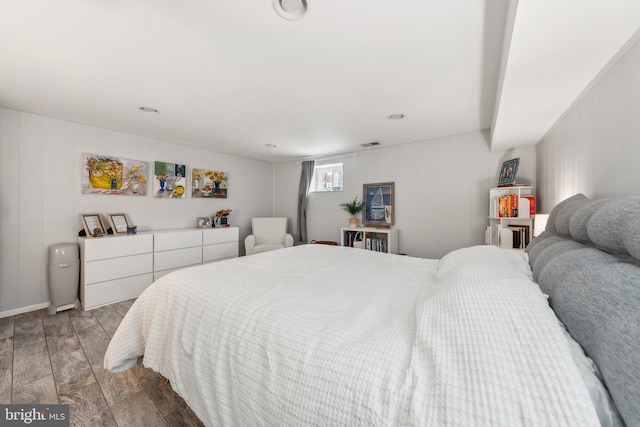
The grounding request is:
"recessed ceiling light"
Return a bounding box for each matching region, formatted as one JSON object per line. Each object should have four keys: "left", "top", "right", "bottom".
{"left": 387, "top": 114, "right": 405, "bottom": 120}
{"left": 138, "top": 106, "right": 160, "bottom": 114}
{"left": 272, "top": 0, "right": 309, "bottom": 21}
{"left": 265, "top": 144, "right": 277, "bottom": 148}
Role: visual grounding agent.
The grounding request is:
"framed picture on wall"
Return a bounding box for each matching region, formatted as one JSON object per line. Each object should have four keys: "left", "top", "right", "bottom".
{"left": 363, "top": 182, "right": 394, "bottom": 227}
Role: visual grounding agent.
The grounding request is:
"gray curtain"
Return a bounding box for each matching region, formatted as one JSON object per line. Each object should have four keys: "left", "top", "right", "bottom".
{"left": 296, "top": 160, "right": 314, "bottom": 244}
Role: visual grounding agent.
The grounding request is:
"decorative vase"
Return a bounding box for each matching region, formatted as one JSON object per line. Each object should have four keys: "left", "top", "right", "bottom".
{"left": 349, "top": 217, "right": 358, "bottom": 228}
{"left": 131, "top": 181, "right": 141, "bottom": 193}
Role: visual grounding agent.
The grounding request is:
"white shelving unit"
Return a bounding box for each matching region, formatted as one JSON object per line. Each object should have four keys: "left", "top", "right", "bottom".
{"left": 340, "top": 227, "right": 398, "bottom": 254}
{"left": 486, "top": 187, "right": 535, "bottom": 250}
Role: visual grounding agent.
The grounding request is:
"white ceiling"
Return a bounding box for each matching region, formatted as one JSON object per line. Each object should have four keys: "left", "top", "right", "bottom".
{"left": 0, "top": 1, "right": 639, "bottom": 163}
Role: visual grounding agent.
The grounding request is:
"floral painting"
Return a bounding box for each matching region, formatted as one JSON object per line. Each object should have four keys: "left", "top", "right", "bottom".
{"left": 82, "top": 154, "right": 147, "bottom": 196}
{"left": 192, "top": 169, "right": 228, "bottom": 198}
{"left": 154, "top": 161, "right": 187, "bottom": 198}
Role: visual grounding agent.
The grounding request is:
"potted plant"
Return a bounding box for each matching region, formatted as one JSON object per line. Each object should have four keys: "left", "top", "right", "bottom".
{"left": 339, "top": 196, "right": 364, "bottom": 228}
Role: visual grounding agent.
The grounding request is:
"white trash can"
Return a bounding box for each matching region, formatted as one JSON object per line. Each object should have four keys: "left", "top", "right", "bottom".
{"left": 47, "top": 243, "right": 80, "bottom": 315}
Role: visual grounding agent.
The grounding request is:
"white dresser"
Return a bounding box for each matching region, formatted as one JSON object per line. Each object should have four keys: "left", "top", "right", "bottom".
{"left": 78, "top": 233, "right": 154, "bottom": 310}
{"left": 203, "top": 227, "right": 239, "bottom": 263}
{"left": 78, "top": 227, "right": 239, "bottom": 310}
{"left": 154, "top": 229, "right": 203, "bottom": 280}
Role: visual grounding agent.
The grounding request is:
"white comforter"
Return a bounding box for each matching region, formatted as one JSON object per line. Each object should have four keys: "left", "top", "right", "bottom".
{"left": 104, "top": 244, "right": 599, "bottom": 426}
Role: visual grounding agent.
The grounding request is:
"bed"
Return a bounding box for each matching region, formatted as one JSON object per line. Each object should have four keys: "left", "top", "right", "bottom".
{"left": 104, "top": 194, "right": 640, "bottom": 426}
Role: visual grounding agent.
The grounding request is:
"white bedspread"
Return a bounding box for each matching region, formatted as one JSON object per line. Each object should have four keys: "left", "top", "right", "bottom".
{"left": 104, "top": 244, "right": 599, "bottom": 426}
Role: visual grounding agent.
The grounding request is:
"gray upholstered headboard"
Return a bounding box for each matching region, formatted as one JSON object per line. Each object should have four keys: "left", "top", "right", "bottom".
{"left": 525, "top": 194, "right": 640, "bottom": 426}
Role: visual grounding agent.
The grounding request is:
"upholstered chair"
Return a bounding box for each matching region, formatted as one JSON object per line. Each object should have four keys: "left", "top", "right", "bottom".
{"left": 244, "top": 217, "right": 294, "bottom": 255}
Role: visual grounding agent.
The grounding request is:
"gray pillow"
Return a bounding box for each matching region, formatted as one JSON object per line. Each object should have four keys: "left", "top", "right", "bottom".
{"left": 623, "top": 215, "right": 640, "bottom": 260}
{"left": 531, "top": 239, "right": 586, "bottom": 284}
{"left": 556, "top": 197, "right": 591, "bottom": 236}
{"left": 525, "top": 230, "right": 555, "bottom": 254}
{"left": 569, "top": 198, "right": 611, "bottom": 242}
{"left": 539, "top": 248, "right": 640, "bottom": 426}
{"left": 546, "top": 193, "right": 588, "bottom": 234}
{"left": 526, "top": 234, "right": 564, "bottom": 269}
{"left": 588, "top": 196, "right": 640, "bottom": 254}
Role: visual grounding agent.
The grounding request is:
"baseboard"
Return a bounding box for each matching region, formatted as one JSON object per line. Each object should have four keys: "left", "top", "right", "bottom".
{"left": 0, "top": 302, "right": 51, "bottom": 319}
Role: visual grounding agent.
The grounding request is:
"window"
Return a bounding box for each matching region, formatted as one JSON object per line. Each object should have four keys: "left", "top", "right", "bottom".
{"left": 310, "top": 163, "right": 343, "bottom": 192}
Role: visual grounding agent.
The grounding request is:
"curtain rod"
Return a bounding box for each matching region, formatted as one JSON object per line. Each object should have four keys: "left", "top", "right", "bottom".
{"left": 296, "top": 152, "right": 358, "bottom": 164}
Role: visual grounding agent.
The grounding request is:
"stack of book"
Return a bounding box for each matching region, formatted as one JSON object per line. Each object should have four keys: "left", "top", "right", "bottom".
{"left": 366, "top": 237, "right": 387, "bottom": 252}
{"left": 485, "top": 224, "right": 530, "bottom": 249}
{"left": 490, "top": 195, "right": 534, "bottom": 218}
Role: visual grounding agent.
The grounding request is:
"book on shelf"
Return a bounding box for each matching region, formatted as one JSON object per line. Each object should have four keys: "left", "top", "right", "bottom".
{"left": 507, "top": 225, "right": 530, "bottom": 249}
{"left": 491, "top": 194, "right": 532, "bottom": 218}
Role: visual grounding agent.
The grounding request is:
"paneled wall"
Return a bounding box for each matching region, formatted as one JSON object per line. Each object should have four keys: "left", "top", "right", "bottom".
{"left": 536, "top": 35, "right": 640, "bottom": 212}
{"left": 274, "top": 130, "right": 536, "bottom": 259}
{"left": 0, "top": 108, "right": 274, "bottom": 315}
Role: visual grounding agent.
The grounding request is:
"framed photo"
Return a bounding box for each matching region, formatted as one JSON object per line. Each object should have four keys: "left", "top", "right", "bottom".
{"left": 108, "top": 213, "right": 129, "bottom": 234}
{"left": 154, "top": 161, "right": 187, "bottom": 198}
{"left": 363, "top": 182, "right": 394, "bottom": 227}
{"left": 498, "top": 158, "right": 520, "bottom": 186}
{"left": 81, "top": 214, "right": 107, "bottom": 237}
{"left": 82, "top": 154, "right": 147, "bottom": 196}
{"left": 197, "top": 217, "right": 212, "bottom": 228}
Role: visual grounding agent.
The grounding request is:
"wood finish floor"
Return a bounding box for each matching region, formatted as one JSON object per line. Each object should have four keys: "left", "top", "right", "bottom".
{"left": 0, "top": 300, "right": 204, "bottom": 426}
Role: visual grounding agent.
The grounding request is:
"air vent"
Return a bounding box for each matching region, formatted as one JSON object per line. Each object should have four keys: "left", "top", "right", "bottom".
{"left": 360, "top": 142, "right": 381, "bottom": 148}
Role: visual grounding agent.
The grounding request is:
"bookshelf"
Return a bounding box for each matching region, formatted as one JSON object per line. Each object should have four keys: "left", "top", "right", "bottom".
{"left": 486, "top": 186, "right": 535, "bottom": 250}
{"left": 340, "top": 227, "right": 398, "bottom": 254}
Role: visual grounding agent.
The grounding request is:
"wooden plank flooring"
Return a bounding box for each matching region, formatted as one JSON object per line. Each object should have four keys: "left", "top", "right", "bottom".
{"left": 0, "top": 300, "right": 204, "bottom": 427}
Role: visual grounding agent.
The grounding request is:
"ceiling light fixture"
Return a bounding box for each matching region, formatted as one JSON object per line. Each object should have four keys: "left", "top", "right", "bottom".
{"left": 272, "top": 0, "right": 309, "bottom": 21}
{"left": 387, "top": 114, "right": 405, "bottom": 120}
{"left": 138, "top": 106, "right": 160, "bottom": 114}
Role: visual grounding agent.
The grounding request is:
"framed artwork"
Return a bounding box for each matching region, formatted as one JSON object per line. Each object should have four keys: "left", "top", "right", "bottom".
{"left": 197, "top": 217, "right": 212, "bottom": 228}
{"left": 363, "top": 182, "right": 394, "bottom": 227}
{"left": 108, "top": 213, "right": 129, "bottom": 234}
{"left": 81, "top": 214, "right": 107, "bottom": 237}
{"left": 191, "top": 169, "right": 228, "bottom": 198}
{"left": 154, "top": 161, "right": 187, "bottom": 198}
{"left": 82, "top": 154, "right": 147, "bottom": 196}
{"left": 498, "top": 158, "right": 520, "bottom": 186}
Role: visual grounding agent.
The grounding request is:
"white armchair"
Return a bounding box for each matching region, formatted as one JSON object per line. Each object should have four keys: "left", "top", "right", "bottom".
{"left": 245, "top": 217, "right": 294, "bottom": 255}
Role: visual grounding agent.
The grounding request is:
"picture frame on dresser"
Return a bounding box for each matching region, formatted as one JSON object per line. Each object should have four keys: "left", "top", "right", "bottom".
{"left": 108, "top": 213, "right": 129, "bottom": 234}
{"left": 81, "top": 213, "right": 107, "bottom": 237}
{"left": 197, "top": 217, "right": 212, "bottom": 228}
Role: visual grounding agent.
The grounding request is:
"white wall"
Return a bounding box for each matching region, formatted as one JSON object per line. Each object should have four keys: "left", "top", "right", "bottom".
{"left": 275, "top": 130, "right": 536, "bottom": 259}
{"left": 536, "top": 35, "right": 640, "bottom": 212}
{"left": 0, "top": 108, "right": 274, "bottom": 315}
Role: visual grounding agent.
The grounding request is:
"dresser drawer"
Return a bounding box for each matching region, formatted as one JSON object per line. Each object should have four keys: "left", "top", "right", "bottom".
{"left": 154, "top": 246, "right": 202, "bottom": 272}
{"left": 202, "top": 227, "right": 239, "bottom": 245}
{"left": 82, "top": 273, "right": 153, "bottom": 310}
{"left": 154, "top": 229, "right": 202, "bottom": 252}
{"left": 84, "top": 253, "right": 153, "bottom": 284}
{"left": 82, "top": 234, "right": 153, "bottom": 261}
{"left": 203, "top": 241, "right": 238, "bottom": 263}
